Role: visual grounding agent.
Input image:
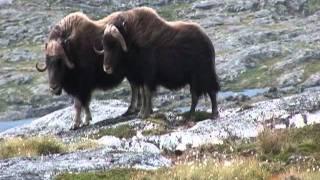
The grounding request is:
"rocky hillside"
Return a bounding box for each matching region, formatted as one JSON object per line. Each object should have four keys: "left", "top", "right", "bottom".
{"left": 1, "top": 0, "right": 320, "bottom": 121}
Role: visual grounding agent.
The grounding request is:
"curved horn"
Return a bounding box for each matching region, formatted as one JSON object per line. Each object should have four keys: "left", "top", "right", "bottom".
{"left": 61, "top": 39, "right": 75, "bottom": 69}
{"left": 63, "top": 55, "right": 75, "bottom": 69}
{"left": 105, "top": 24, "right": 128, "bottom": 52}
{"left": 36, "top": 62, "right": 47, "bottom": 72}
{"left": 93, "top": 46, "right": 104, "bottom": 55}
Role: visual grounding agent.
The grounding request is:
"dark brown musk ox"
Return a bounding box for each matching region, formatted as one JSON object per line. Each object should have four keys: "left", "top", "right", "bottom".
{"left": 94, "top": 7, "right": 220, "bottom": 119}
{"left": 36, "top": 12, "right": 142, "bottom": 130}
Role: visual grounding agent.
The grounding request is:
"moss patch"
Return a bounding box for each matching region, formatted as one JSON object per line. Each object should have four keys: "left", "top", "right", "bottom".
{"left": 142, "top": 126, "right": 168, "bottom": 136}
{"left": 225, "top": 57, "right": 283, "bottom": 90}
{"left": 303, "top": 60, "right": 320, "bottom": 81}
{"left": 90, "top": 124, "right": 136, "bottom": 139}
{"left": 306, "top": 0, "right": 320, "bottom": 15}
{"left": 181, "top": 111, "right": 212, "bottom": 122}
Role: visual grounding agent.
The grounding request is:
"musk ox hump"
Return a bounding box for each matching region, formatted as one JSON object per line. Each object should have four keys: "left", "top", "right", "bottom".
{"left": 46, "top": 40, "right": 65, "bottom": 56}
{"left": 45, "top": 40, "right": 74, "bottom": 69}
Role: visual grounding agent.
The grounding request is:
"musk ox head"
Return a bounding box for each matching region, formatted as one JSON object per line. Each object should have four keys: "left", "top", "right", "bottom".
{"left": 94, "top": 24, "right": 127, "bottom": 74}
{"left": 36, "top": 38, "right": 74, "bottom": 95}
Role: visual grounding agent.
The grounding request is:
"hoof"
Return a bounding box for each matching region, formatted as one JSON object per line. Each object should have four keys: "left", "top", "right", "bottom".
{"left": 211, "top": 112, "right": 220, "bottom": 120}
{"left": 122, "top": 110, "right": 137, "bottom": 117}
{"left": 137, "top": 112, "right": 149, "bottom": 119}
{"left": 122, "top": 106, "right": 141, "bottom": 117}
{"left": 70, "top": 124, "right": 81, "bottom": 130}
{"left": 82, "top": 121, "right": 90, "bottom": 127}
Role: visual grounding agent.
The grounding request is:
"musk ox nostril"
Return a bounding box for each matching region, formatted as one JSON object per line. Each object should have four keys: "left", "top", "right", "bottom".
{"left": 50, "top": 84, "right": 58, "bottom": 91}
{"left": 103, "top": 65, "right": 113, "bottom": 74}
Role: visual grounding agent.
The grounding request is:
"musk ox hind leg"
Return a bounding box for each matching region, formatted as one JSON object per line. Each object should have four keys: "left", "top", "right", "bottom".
{"left": 122, "top": 83, "right": 141, "bottom": 116}
{"left": 208, "top": 90, "right": 219, "bottom": 119}
{"left": 71, "top": 98, "right": 82, "bottom": 130}
{"left": 189, "top": 87, "right": 200, "bottom": 119}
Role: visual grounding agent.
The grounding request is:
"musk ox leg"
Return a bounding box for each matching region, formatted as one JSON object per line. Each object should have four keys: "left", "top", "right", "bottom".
{"left": 136, "top": 87, "right": 142, "bottom": 110}
{"left": 189, "top": 88, "right": 199, "bottom": 117}
{"left": 122, "top": 83, "right": 140, "bottom": 116}
{"left": 138, "top": 87, "right": 146, "bottom": 118}
{"left": 138, "top": 85, "right": 153, "bottom": 119}
{"left": 208, "top": 90, "right": 219, "bottom": 119}
{"left": 83, "top": 105, "right": 92, "bottom": 126}
{"left": 71, "top": 98, "right": 82, "bottom": 130}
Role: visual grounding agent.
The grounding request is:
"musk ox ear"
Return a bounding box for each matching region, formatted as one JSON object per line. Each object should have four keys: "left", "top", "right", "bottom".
{"left": 61, "top": 39, "right": 75, "bottom": 69}
{"left": 105, "top": 24, "right": 128, "bottom": 52}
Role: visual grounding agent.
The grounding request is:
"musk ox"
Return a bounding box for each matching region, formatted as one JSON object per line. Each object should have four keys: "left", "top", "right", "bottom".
{"left": 95, "top": 7, "right": 220, "bottom": 119}
{"left": 36, "top": 12, "right": 141, "bottom": 129}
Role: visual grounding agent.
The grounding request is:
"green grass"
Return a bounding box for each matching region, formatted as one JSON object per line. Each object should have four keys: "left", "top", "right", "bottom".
{"left": 142, "top": 126, "right": 168, "bottom": 136}
{"left": 90, "top": 124, "right": 136, "bottom": 139}
{"left": 0, "top": 99, "right": 8, "bottom": 113}
{"left": 306, "top": 0, "right": 320, "bottom": 15}
{"left": 56, "top": 169, "right": 140, "bottom": 180}
{"left": 303, "top": 60, "right": 320, "bottom": 81}
{"left": 0, "top": 137, "right": 99, "bottom": 159}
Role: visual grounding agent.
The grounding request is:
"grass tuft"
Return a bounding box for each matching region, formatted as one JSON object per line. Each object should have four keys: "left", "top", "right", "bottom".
{"left": 257, "top": 124, "right": 320, "bottom": 162}
{"left": 56, "top": 159, "right": 270, "bottom": 180}
{"left": 0, "top": 137, "right": 64, "bottom": 159}
{"left": 90, "top": 124, "right": 136, "bottom": 139}
{"left": 0, "top": 137, "right": 99, "bottom": 160}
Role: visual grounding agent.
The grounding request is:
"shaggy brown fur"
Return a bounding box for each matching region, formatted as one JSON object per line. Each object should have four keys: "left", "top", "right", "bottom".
{"left": 98, "top": 7, "right": 220, "bottom": 119}
{"left": 36, "top": 12, "right": 141, "bottom": 129}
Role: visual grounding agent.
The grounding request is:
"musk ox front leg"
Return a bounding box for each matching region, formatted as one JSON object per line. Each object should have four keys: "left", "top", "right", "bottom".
{"left": 70, "top": 98, "right": 92, "bottom": 130}
{"left": 138, "top": 85, "right": 153, "bottom": 119}
{"left": 71, "top": 98, "right": 82, "bottom": 130}
{"left": 122, "top": 83, "right": 141, "bottom": 116}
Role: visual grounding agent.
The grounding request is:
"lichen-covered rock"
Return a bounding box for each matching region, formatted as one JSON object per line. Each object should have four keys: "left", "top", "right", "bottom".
{"left": 0, "top": 149, "right": 171, "bottom": 180}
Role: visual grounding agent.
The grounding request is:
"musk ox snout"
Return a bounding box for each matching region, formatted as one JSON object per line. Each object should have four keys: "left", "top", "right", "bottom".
{"left": 49, "top": 84, "right": 62, "bottom": 95}
{"left": 103, "top": 64, "right": 113, "bottom": 74}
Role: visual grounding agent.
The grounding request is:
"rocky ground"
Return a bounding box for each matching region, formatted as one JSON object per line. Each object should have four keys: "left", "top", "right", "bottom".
{"left": 1, "top": 0, "right": 320, "bottom": 179}
{"left": 1, "top": 86, "right": 320, "bottom": 179}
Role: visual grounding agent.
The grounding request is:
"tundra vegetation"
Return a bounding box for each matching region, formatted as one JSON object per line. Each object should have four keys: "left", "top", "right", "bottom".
{"left": 56, "top": 124, "right": 320, "bottom": 180}
{"left": 0, "top": 137, "right": 98, "bottom": 159}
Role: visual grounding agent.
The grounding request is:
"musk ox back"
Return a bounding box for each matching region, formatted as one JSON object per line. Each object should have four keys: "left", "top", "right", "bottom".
{"left": 96, "top": 7, "right": 220, "bottom": 119}
{"left": 36, "top": 12, "right": 141, "bottom": 129}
